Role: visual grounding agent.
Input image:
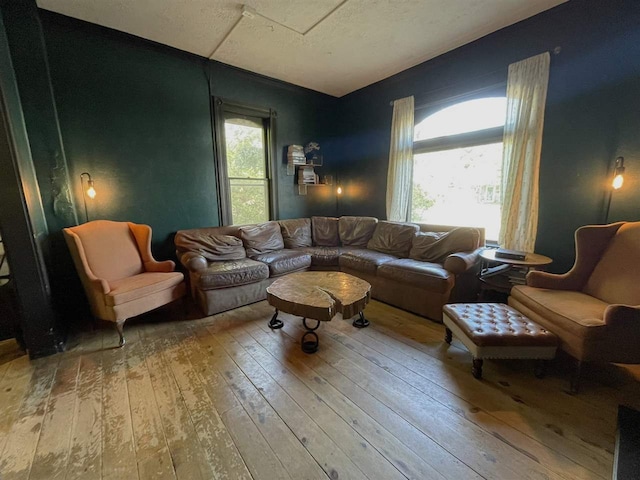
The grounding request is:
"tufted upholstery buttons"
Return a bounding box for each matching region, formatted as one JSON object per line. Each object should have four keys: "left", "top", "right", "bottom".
{"left": 443, "top": 303, "right": 558, "bottom": 347}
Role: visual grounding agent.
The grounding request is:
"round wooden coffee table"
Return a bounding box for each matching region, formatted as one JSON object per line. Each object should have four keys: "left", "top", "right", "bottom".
{"left": 266, "top": 271, "right": 371, "bottom": 353}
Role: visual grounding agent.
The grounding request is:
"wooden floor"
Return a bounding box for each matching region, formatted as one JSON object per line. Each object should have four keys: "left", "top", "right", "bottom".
{"left": 1, "top": 300, "right": 639, "bottom": 480}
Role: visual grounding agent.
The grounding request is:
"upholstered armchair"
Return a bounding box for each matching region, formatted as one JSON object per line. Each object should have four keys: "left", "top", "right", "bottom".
{"left": 509, "top": 221, "right": 640, "bottom": 391}
{"left": 63, "top": 220, "right": 186, "bottom": 347}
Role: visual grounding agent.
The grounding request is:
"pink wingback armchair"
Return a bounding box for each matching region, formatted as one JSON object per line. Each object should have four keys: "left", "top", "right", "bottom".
{"left": 509, "top": 221, "right": 640, "bottom": 391}
{"left": 63, "top": 220, "right": 186, "bottom": 347}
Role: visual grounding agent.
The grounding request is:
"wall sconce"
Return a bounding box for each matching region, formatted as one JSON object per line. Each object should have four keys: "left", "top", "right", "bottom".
{"left": 604, "top": 156, "right": 625, "bottom": 224}
{"left": 80, "top": 172, "right": 96, "bottom": 223}
{"left": 612, "top": 156, "right": 625, "bottom": 190}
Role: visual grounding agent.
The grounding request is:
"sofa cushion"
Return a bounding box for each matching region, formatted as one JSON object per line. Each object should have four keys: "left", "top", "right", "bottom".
{"left": 107, "top": 272, "right": 184, "bottom": 306}
{"left": 252, "top": 250, "right": 311, "bottom": 277}
{"left": 410, "top": 227, "right": 480, "bottom": 262}
{"left": 312, "top": 216, "right": 340, "bottom": 247}
{"left": 175, "top": 232, "right": 246, "bottom": 261}
{"left": 195, "top": 258, "right": 269, "bottom": 291}
{"left": 367, "top": 221, "right": 419, "bottom": 257}
{"left": 377, "top": 259, "right": 453, "bottom": 294}
{"left": 339, "top": 216, "right": 378, "bottom": 247}
{"left": 297, "top": 246, "right": 361, "bottom": 267}
{"left": 239, "top": 222, "right": 285, "bottom": 257}
{"left": 510, "top": 285, "right": 608, "bottom": 339}
{"left": 339, "top": 249, "right": 397, "bottom": 275}
{"left": 279, "top": 218, "right": 312, "bottom": 249}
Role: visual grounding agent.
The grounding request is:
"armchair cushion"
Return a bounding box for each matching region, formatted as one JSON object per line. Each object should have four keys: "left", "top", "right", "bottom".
{"left": 106, "top": 272, "right": 184, "bottom": 306}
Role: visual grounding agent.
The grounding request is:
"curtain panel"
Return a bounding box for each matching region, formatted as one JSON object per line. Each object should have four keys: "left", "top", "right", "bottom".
{"left": 499, "top": 52, "right": 550, "bottom": 252}
{"left": 386, "top": 96, "right": 415, "bottom": 221}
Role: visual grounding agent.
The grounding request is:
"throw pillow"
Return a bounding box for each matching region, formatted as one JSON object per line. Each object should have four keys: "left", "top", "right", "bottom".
{"left": 279, "top": 218, "right": 312, "bottom": 248}
{"left": 367, "top": 221, "right": 419, "bottom": 257}
{"left": 410, "top": 227, "right": 480, "bottom": 262}
{"left": 312, "top": 216, "right": 340, "bottom": 246}
{"left": 239, "top": 222, "right": 285, "bottom": 257}
{"left": 175, "top": 232, "right": 246, "bottom": 261}
{"left": 338, "top": 216, "right": 378, "bottom": 247}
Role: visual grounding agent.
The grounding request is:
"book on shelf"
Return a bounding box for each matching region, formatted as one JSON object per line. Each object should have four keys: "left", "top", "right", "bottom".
{"left": 495, "top": 248, "right": 526, "bottom": 260}
{"left": 298, "top": 166, "right": 316, "bottom": 184}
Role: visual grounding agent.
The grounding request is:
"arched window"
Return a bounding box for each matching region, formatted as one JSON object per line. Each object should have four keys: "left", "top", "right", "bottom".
{"left": 411, "top": 97, "right": 506, "bottom": 241}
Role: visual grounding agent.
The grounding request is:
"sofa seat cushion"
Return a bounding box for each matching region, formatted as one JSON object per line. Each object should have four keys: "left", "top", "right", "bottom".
{"left": 367, "top": 221, "right": 419, "bottom": 257}
{"left": 298, "top": 246, "right": 361, "bottom": 267}
{"left": 279, "top": 218, "right": 312, "bottom": 248}
{"left": 509, "top": 285, "right": 608, "bottom": 339}
{"left": 339, "top": 249, "right": 398, "bottom": 275}
{"left": 107, "top": 272, "right": 184, "bottom": 306}
{"left": 195, "top": 259, "right": 269, "bottom": 291}
{"left": 377, "top": 259, "right": 453, "bottom": 294}
{"left": 253, "top": 249, "right": 311, "bottom": 277}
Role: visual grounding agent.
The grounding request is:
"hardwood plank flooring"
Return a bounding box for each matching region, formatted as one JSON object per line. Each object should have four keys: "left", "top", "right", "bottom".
{"left": 1, "top": 299, "right": 638, "bottom": 480}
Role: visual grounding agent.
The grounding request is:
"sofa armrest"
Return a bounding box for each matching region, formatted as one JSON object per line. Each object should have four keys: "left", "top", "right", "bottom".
{"left": 444, "top": 248, "right": 481, "bottom": 274}
{"left": 179, "top": 251, "right": 208, "bottom": 272}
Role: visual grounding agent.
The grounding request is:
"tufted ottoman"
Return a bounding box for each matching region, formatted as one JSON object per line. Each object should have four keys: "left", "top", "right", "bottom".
{"left": 443, "top": 303, "right": 558, "bottom": 379}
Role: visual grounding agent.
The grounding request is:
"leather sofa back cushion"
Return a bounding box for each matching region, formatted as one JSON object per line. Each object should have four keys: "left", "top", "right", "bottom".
{"left": 175, "top": 232, "right": 246, "bottom": 262}
{"left": 239, "top": 222, "right": 285, "bottom": 257}
{"left": 367, "top": 221, "right": 419, "bottom": 257}
{"left": 339, "top": 216, "right": 378, "bottom": 247}
{"left": 312, "top": 216, "right": 340, "bottom": 246}
{"left": 583, "top": 221, "right": 640, "bottom": 305}
{"left": 279, "top": 218, "right": 312, "bottom": 248}
{"left": 410, "top": 227, "right": 480, "bottom": 262}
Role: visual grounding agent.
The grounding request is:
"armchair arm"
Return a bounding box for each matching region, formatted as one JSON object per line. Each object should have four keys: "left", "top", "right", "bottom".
{"left": 128, "top": 222, "right": 176, "bottom": 272}
{"left": 178, "top": 251, "right": 208, "bottom": 272}
{"left": 604, "top": 304, "right": 640, "bottom": 326}
{"left": 62, "top": 228, "right": 110, "bottom": 294}
{"left": 444, "top": 248, "right": 482, "bottom": 274}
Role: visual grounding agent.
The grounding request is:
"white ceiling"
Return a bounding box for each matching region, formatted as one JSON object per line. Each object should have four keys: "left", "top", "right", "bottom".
{"left": 37, "top": 0, "right": 566, "bottom": 97}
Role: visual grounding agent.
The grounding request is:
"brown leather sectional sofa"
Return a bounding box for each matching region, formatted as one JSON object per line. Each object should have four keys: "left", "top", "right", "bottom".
{"left": 175, "top": 216, "right": 485, "bottom": 322}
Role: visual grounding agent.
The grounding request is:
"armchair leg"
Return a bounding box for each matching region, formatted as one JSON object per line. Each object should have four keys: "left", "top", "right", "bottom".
{"left": 569, "top": 360, "right": 583, "bottom": 394}
{"left": 115, "top": 320, "right": 126, "bottom": 348}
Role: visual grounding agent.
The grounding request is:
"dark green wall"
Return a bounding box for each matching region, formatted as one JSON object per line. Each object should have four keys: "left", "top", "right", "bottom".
{"left": 41, "top": 11, "right": 339, "bottom": 260}
{"left": 336, "top": 0, "right": 640, "bottom": 272}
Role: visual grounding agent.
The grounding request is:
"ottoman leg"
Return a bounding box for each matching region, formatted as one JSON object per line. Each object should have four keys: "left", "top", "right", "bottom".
{"left": 444, "top": 327, "right": 452, "bottom": 344}
{"left": 534, "top": 359, "right": 547, "bottom": 379}
{"left": 472, "top": 358, "right": 483, "bottom": 379}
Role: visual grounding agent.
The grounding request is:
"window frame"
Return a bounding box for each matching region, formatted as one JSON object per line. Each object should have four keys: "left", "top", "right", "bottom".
{"left": 212, "top": 97, "right": 278, "bottom": 225}
{"left": 410, "top": 91, "right": 507, "bottom": 240}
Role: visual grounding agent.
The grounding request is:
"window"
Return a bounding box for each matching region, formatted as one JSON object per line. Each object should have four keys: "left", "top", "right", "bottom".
{"left": 411, "top": 97, "right": 506, "bottom": 241}
{"left": 214, "top": 100, "right": 277, "bottom": 225}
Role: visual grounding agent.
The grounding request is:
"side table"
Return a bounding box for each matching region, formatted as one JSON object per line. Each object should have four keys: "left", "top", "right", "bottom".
{"left": 479, "top": 249, "right": 552, "bottom": 300}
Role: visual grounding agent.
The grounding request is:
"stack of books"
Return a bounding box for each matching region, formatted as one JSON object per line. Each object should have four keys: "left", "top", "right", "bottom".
{"left": 507, "top": 266, "right": 528, "bottom": 285}
{"left": 287, "top": 145, "right": 306, "bottom": 165}
{"left": 298, "top": 166, "right": 318, "bottom": 184}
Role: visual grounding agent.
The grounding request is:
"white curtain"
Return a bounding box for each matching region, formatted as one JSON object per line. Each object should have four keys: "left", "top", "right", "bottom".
{"left": 386, "top": 96, "right": 415, "bottom": 221}
{"left": 499, "top": 52, "right": 550, "bottom": 252}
